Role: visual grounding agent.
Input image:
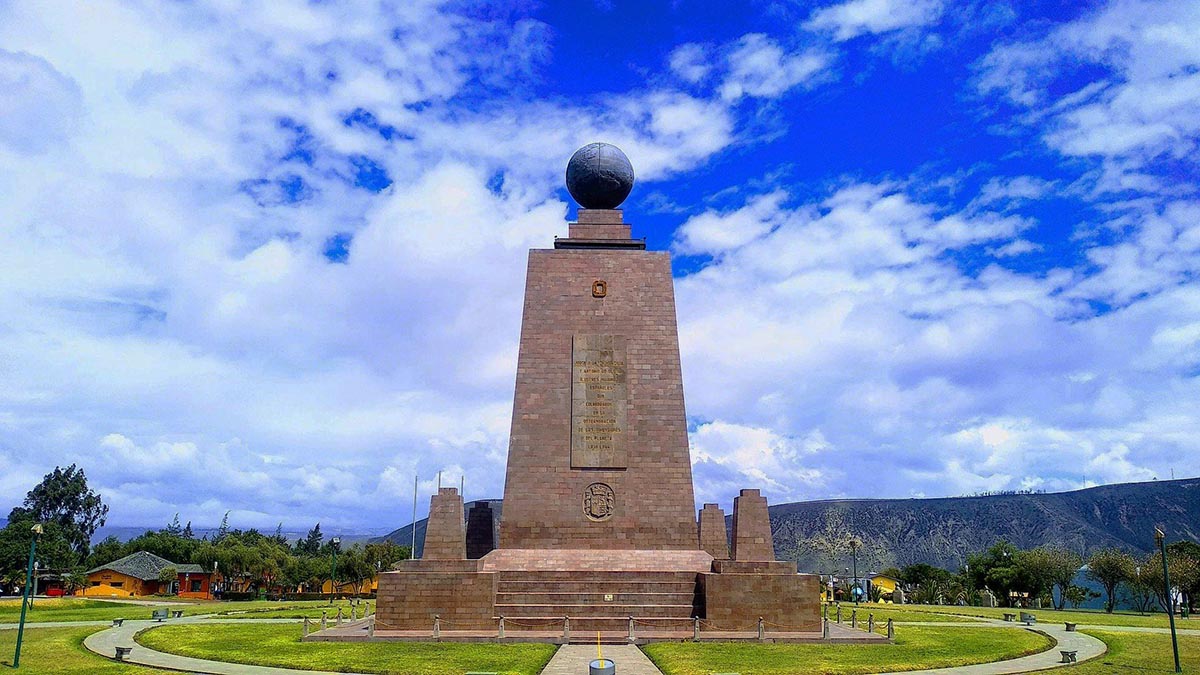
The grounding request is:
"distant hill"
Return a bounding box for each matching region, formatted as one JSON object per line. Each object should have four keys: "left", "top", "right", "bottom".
{"left": 375, "top": 478, "right": 1200, "bottom": 570}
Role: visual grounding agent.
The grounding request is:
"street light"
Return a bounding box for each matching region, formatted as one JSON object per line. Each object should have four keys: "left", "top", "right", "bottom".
{"left": 329, "top": 537, "right": 341, "bottom": 605}
{"left": 13, "top": 523, "right": 43, "bottom": 669}
{"left": 1155, "top": 527, "right": 1181, "bottom": 673}
{"left": 850, "top": 538, "right": 861, "bottom": 605}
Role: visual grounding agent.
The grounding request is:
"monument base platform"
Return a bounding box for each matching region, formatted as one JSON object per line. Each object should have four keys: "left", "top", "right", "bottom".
{"left": 306, "top": 618, "right": 885, "bottom": 644}
{"left": 375, "top": 548, "right": 821, "bottom": 634}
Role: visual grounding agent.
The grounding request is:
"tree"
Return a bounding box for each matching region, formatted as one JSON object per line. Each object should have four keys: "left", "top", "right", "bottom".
{"left": 1168, "top": 541, "right": 1200, "bottom": 613}
{"left": 0, "top": 519, "right": 75, "bottom": 583}
{"left": 1063, "top": 584, "right": 1100, "bottom": 609}
{"left": 1086, "top": 548, "right": 1136, "bottom": 613}
{"left": 297, "top": 523, "right": 323, "bottom": 555}
{"left": 61, "top": 568, "right": 88, "bottom": 595}
{"left": 10, "top": 464, "right": 108, "bottom": 560}
{"left": 86, "top": 535, "right": 128, "bottom": 569}
{"left": 165, "top": 514, "right": 183, "bottom": 537}
{"left": 1020, "top": 546, "right": 1082, "bottom": 610}
{"left": 157, "top": 565, "right": 178, "bottom": 594}
{"left": 1143, "top": 549, "right": 1200, "bottom": 613}
{"left": 967, "top": 541, "right": 1023, "bottom": 606}
{"left": 1127, "top": 557, "right": 1160, "bottom": 614}
{"left": 363, "top": 541, "right": 410, "bottom": 572}
{"left": 182, "top": 521, "right": 194, "bottom": 539}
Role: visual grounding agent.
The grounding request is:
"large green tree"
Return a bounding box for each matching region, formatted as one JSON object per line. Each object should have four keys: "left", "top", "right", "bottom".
{"left": 9, "top": 464, "right": 108, "bottom": 559}
{"left": 1020, "top": 546, "right": 1082, "bottom": 610}
{"left": 1086, "top": 548, "right": 1136, "bottom": 613}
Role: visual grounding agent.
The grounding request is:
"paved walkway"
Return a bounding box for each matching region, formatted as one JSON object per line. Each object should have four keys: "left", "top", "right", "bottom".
{"left": 82, "top": 616, "right": 332, "bottom": 675}
{"left": 541, "top": 644, "right": 663, "bottom": 675}
{"left": 879, "top": 620, "right": 1106, "bottom": 675}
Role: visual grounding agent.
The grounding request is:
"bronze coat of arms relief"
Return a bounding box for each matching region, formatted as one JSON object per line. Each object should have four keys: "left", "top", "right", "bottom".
{"left": 582, "top": 482, "right": 615, "bottom": 521}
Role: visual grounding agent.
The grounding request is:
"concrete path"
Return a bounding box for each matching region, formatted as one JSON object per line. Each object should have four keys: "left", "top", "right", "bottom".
{"left": 541, "top": 644, "right": 663, "bottom": 675}
{"left": 878, "top": 620, "right": 1106, "bottom": 675}
{"left": 83, "top": 617, "right": 336, "bottom": 675}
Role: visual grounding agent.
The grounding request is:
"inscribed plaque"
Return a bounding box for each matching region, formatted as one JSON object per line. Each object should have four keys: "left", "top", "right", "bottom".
{"left": 571, "top": 334, "right": 628, "bottom": 468}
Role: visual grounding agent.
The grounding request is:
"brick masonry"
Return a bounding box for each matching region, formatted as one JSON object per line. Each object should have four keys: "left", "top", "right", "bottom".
{"left": 701, "top": 570, "right": 821, "bottom": 632}
{"left": 500, "top": 218, "right": 698, "bottom": 550}
{"left": 731, "top": 488, "right": 774, "bottom": 561}
{"left": 422, "top": 487, "right": 465, "bottom": 560}
{"left": 698, "top": 503, "right": 731, "bottom": 560}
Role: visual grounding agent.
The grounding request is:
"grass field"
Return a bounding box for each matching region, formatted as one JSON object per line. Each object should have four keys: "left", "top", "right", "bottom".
{"left": 0, "top": 624, "right": 172, "bottom": 673}
{"left": 0, "top": 598, "right": 350, "bottom": 624}
{"left": 643, "top": 626, "right": 1052, "bottom": 675}
{"left": 138, "top": 622, "right": 558, "bottom": 675}
{"left": 823, "top": 603, "right": 986, "bottom": 624}
{"left": 1069, "top": 629, "right": 1200, "bottom": 673}
{"left": 908, "top": 603, "right": 1191, "bottom": 628}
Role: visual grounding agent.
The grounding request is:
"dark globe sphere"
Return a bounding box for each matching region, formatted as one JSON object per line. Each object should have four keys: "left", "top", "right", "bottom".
{"left": 565, "top": 142, "right": 634, "bottom": 209}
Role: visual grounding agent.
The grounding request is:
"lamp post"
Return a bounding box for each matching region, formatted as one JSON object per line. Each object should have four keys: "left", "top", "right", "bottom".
{"left": 13, "top": 523, "right": 43, "bottom": 669}
{"left": 30, "top": 562, "right": 38, "bottom": 609}
{"left": 1155, "top": 527, "right": 1181, "bottom": 673}
{"left": 850, "top": 538, "right": 860, "bottom": 605}
{"left": 329, "top": 537, "right": 341, "bottom": 605}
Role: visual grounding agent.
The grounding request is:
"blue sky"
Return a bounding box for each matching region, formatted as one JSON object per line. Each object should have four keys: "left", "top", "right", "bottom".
{"left": 1, "top": 0, "right": 1197, "bottom": 530}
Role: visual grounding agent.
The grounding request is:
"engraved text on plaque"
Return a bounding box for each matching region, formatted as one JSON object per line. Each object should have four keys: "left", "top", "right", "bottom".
{"left": 571, "top": 334, "right": 628, "bottom": 468}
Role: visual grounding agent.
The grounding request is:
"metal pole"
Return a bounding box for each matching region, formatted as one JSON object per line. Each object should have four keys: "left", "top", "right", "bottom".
{"left": 13, "top": 525, "right": 41, "bottom": 669}
{"left": 1158, "top": 529, "right": 1182, "bottom": 673}
{"left": 852, "top": 541, "right": 859, "bottom": 605}
{"left": 412, "top": 474, "right": 419, "bottom": 558}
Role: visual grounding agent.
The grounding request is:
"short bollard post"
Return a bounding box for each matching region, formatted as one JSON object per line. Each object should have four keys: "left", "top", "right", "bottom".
{"left": 868, "top": 614, "right": 874, "bottom": 633}
{"left": 563, "top": 616, "right": 570, "bottom": 642}
{"left": 351, "top": 604, "right": 357, "bottom": 621}
{"left": 336, "top": 607, "right": 344, "bottom": 625}
{"left": 498, "top": 616, "right": 505, "bottom": 639}
{"left": 367, "top": 616, "right": 375, "bottom": 638}
{"left": 321, "top": 611, "right": 327, "bottom": 631}
{"left": 823, "top": 604, "right": 829, "bottom": 621}
{"left": 628, "top": 616, "right": 635, "bottom": 642}
{"left": 822, "top": 618, "right": 829, "bottom": 639}
{"left": 433, "top": 615, "right": 441, "bottom": 639}
{"left": 836, "top": 605, "right": 842, "bottom": 623}
{"left": 851, "top": 609, "right": 857, "bottom": 628}
{"left": 757, "top": 616, "right": 765, "bottom": 641}
{"left": 693, "top": 616, "right": 700, "bottom": 642}
{"left": 303, "top": 617, "right": 311, "bottom": 636}
{"left": 887, "top": 618, "right": 894, "bottom": 640}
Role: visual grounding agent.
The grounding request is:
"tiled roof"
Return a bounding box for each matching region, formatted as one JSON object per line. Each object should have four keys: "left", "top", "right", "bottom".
{"left": 86, "top": 551, "right": 186, "bottom": 580}
{"left": 175, "top": 564, "right": 205, "bottom": 574}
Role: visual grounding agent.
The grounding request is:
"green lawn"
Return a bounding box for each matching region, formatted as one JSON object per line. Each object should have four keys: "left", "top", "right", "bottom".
{"left": 643, "top": 626, "right": 1052, "bottom": 675}
{"left": 0, "top": 624, "right": 172, "bottom": 674}
{"left": 1067, "top": 629, "right": 1200, "bottom": 673}
{"left": 137, "top": 622, "right": 558, "bottom": 675}
{"left": 909, "top": 603, "right": 1191, "bottom": 628}
{"left": 0, "top": 598, "right": 348, "bottom": 623}
{"left": 823, "top": 603, "right": 986, "bottom": 623}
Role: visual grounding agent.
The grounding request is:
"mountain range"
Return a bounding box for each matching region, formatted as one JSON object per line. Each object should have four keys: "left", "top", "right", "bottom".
{"left": 374, "top": 477, "right": 1200, "bottom": 571}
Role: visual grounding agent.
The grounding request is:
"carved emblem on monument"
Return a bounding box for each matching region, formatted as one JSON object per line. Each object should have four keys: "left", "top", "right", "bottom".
{"left": 592, "top": 280, "right": 607, "bottom": 297}
{"left": 582, "top": 482, "right": 616, "bottom": 521}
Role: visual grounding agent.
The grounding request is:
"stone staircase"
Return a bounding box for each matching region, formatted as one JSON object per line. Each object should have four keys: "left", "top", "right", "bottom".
{"left": 494, "top": 570, "right": 700, "bottom": 632}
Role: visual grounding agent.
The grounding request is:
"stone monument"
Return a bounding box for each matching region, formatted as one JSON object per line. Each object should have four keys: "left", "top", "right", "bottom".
{"left": 375, "top": 142, "right": 820, "bottom": 637}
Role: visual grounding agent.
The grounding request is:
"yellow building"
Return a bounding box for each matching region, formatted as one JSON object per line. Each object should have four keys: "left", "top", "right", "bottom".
{"left": 83, "top": 551, "right": 210, "bottom": 598}
{"left": 868, "top": 573, "right": 901, "bottom": 601}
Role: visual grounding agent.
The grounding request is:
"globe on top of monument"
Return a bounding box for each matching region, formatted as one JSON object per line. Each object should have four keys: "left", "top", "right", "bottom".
{"left": 565, "top": 142, "right": 635, "bottom": 210}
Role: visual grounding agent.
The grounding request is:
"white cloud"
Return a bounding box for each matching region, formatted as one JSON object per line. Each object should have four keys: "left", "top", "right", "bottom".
{"left": 719, "top": 34, "right": 829, "bottom": 101}
{"left": 977, "top": 0, "right": 1200, "bottom": 174}
{"left": 805, "top": 0, "right": 945, "bottom": 41}
{"left": 669, "top": 43, "right": 711, "bottom": 84}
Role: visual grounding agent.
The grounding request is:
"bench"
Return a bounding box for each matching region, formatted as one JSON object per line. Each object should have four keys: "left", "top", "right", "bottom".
{"left": 171, "top": 610, "right": 184, "bottom": 618}
{"left": 1003, "top": 613, "right": 1016, "bottom": 622}
{"left": 1020, "top": 612, "right": 1036, "bottom": 625}
{"left": 151, "top": 609, "right": 168, "bottom": 622}
{"left": 114, "top": 646, "right": 133, "bottom": 661}
{"left": 112, "top": 618, "right": 124, "bottom": 627}
{"left": 1065, "top": 622, "right": 1077, "bottom": 632}
{"left": 1060, "top": 650, "right": 1077, "bottom": 663}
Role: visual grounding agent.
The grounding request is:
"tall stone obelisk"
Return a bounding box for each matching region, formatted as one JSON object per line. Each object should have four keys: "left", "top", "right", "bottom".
{"left": 498, "top": 143, "right": 699, "bottom": 550}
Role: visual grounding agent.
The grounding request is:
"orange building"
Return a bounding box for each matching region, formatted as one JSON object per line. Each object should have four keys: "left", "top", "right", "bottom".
{"left": 83, "top": 551, "right": 213, "bottom": 599}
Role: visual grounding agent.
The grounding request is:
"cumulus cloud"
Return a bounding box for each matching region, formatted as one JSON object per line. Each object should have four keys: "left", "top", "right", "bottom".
{"left": 718, "top": 34, "right": 829, "bottom": 101}
{"left": 805, "top": 0, "right": 945, "bottom": 41}
{"left": 977, "top": 0, "right": 1200, "bottom": 175}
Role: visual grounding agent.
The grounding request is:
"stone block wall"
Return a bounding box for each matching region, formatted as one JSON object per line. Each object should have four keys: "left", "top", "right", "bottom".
{"left": 700, "top": 572, "right": 821, "bottom": 632}
{"left": 731, "top": 489, "right": 774, "bottom": 561}
{"left": 375, "top": 569, "right": 497, "bottom": 630}
{"left": 698, "top": 503, "right": 730, "bottom": 560}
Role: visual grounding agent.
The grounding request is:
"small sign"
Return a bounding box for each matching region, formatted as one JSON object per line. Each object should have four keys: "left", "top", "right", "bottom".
{"left": 604, "top": 593, "right": 614, "bottom": 602}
